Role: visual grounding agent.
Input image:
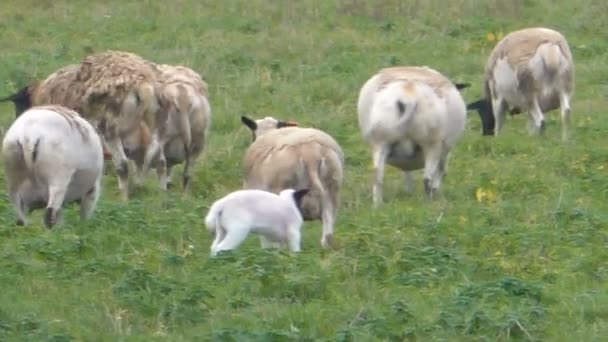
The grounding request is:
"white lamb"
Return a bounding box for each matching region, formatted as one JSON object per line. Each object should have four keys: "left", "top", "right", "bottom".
{"left": 204, "top": 188, "right": 309, "bottom": 256}
{"left": 1, "top": 105, "right": 104, "bottom": 228}
{"left": 466, "top": 27, "right": 575, "bottom": 140}
{"left": 357, "top": 66, "right": 467, "bottom": 205}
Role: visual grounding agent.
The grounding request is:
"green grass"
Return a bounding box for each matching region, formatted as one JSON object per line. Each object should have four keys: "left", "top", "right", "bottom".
{"left": 1, "top": 0, "right": 607, "bottom": 340}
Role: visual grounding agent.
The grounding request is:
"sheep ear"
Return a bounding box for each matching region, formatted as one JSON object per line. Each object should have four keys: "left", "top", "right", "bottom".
{"left": 241, "top": 116, "right": 257, "bottom": 131}
{"left": 454, "top": 82, "right": 471, "bottom": 90}
{"left": 277, "top": 120, "right": 298, "bottom": 128}
{"left": 292, "top": 189, "right": 310, "bottom": 208}
{"left": 466, "top": 99, "right": 484, "bottom": 111}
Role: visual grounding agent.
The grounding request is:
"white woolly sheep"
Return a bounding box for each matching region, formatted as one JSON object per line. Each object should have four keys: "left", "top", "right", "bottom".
{"left": 205, "top": 188, "right": 309, "bottom": 256}
{"left": 466, "top": 27, "right": 575, "bottom": 140}
{"left": 125, "top": 63, "right": 211, "bottom": 192}
{"left": 1, "top": 105, "right": 104, "bottom": 228}
{"left": 357, "top": 66, "right": 467, "bottom": 205}
{"left": 241, "top": 116, "right": 344, "bottom": 249}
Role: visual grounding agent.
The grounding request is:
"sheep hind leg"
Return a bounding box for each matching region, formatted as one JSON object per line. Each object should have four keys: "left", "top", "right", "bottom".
{"left": 320, "top": 199, "right": 336, "bottom": 249}
{"left": 560, "top": 92, "right": 572, "bottom": 141}
{"left": 528, "top": 97, "right": 546, "bottom": 135}
{"left": 211, "top": 225, "right": 250, "bottom": 256}
{"left": 372, "top": 144, "right": 389, "bottom": 208}
{"left": 9, "top": 187, "right": 27, "bottom": 226}
{"left": 210, "top": 224, "right": 227, "bottom": 255}
{"left": 44, "top": 179, "right": 71, "bottom": 229}
{"left": 422, "top": 145, "right": 443, "bottom": 200}
{"left": 106, "top": 134, "right": 130, "bottom": 202}
{"left": 491, "top": 96, "right": 507, "bottom": 135}
{"left": 182, "top": 146, "right": 193, "bottom": 193}
{"left": 80, "top": 182, "right": 101, "bottom": 221}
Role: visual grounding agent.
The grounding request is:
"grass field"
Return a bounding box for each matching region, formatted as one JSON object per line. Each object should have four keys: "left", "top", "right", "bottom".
{"left": 1, "top": 0, "right": 607, "bottom": 340}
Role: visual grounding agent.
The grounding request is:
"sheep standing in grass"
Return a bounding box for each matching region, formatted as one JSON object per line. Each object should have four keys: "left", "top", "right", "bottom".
{"left": 125, "top": 63, "right": 211, "bottom": 192}
{"left": 241, "top": 116, "right": 344, "bottom": 249}
{"left": 1, "top": 105, "right": 104, "bottom": 228}
{"left": 0, "top": 51, "right": 165, "bottom": 201}
{"left": 357, "top": 66, "right": 467, "bottom": 205}
{"left": 205, "top": 188, "right": 309, "bottom": 256}
{"left": 466, "top": 27, "right": 575, "bottom": 140}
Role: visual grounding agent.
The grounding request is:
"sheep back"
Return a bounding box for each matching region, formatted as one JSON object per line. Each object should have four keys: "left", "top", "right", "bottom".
{"left": 31, "top": 64, "right": 85, "bottom": 112}
{"left": 77, "top": 51, "right": 160, "bottom": 132}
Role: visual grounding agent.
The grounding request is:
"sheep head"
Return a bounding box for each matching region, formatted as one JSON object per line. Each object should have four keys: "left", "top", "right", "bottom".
{"left": 279, "top": 188, "right": 310, "bottom": 212}
{"left": 467, "top": 98, "right": 524, "bottom": 136}
{"left": 0, "top": 84, "right": 37, "bottom": 118}
{"left": 241, "top": 115, "right": 299, "bottom": 141}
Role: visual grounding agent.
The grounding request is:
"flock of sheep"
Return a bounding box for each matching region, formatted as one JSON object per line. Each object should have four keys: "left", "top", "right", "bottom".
{"left": 0, "top": 26, "right": 575, "bottom": 256}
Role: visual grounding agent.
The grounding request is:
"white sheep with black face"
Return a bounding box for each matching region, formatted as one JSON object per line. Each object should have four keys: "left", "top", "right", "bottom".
{"left": 357, "top": 66, "right": 467, "bottom": 205}
{"left": 205, "top": 188, "right": 309, "bottom": 256}
{"left": 466, "top": 27, "right": 575, "bottom": 140}
{"left": 1, "top": 105, "right": 104, "bottom": 228}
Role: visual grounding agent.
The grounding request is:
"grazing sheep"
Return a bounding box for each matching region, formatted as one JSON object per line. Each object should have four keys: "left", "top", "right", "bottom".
{"left": 466, "top": 27, "right": 575, "bottom": 140}
{"left": 1, "top": 105, "right": 104, "bottom": 228}
{"left": 205, "top": 188, "right": 309, "bottom": 256}
{"left": 241, "top": 116, "right": 344, "bottom": 249}
{"left": 357, "top": 66, "right": 467, "bottom": 205}
{"left": 145, "top": 63, "right": 211, "bottom": 191}
{"left": 0, "top": 51, "right": 165, "bottom": 201}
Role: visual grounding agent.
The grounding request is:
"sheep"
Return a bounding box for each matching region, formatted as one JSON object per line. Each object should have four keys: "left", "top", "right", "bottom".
{"left": 1, "top": 105, "right": 104, "bottom": 228}
{"left": 0, "top": 50, "right": 165, "bottom": 201}
{"left": 241, "top": 116, "right": 344, "bottom": 249}
{"left": 133, "top": 63, "right": 211, "bottom": 192}
{"left": 466, "top": 27, "right": 575, "bottom": 140}
{"left": 357, "top": 66, "right": 467, "bottom": 206}
{"left": 205, "top": 188, "right": 309, "bottom": 256}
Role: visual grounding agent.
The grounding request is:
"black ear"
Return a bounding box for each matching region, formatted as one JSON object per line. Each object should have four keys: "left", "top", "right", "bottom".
{"left": 241, "top": 116, "right": 257, "bottom": 131}
{"left": 292, "top": 189, "right": 310, "bottom": 209}
{"left": 466, "top": 99, "right": 484, "bottom": 111}
{"left": 454, "top": 82, "right": 471, "bottom": 90}
{"left": 277, "top": 120, "right": 299, "bottom": 128}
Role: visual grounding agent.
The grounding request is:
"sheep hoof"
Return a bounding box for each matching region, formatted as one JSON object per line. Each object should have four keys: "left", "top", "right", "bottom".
{"left": 423, "top": 178, "right": 432, "bottom": 195}
{"left": 44, "top": 208, "right": 55, "bottom": 229}
{"left": 321, "top": 234, "right": 335, "bottom": 249}
{"left": 539, "top": 120, "right": 546, "bottom": 133}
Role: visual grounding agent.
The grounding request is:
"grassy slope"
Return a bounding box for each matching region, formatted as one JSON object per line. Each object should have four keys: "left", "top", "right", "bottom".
{"left": 0, "top": 0, "right": 607, "bottom": 340}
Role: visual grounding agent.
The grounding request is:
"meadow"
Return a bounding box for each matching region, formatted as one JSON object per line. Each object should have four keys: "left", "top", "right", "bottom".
{"left": 0, "top": 0, "right": 607, "bottom": 340}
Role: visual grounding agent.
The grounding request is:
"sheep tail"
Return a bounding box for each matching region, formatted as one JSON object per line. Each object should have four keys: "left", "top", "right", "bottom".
{"left": 174, "top": 85, "right": 193, "bottom": 150}
{"left": 307, "top": 157, "right": 326, "bottom": 197}
{"left": 540, "top": 43, "right": 562, "bottom": 79}
{"left": 204, "top": 202, "right": 223, "bottom": 234}
{"left": 137, "top": 82, "right": 159, "bottom": 131}
{"left": 21, "top": 137, "right": 42, "bottom": 171}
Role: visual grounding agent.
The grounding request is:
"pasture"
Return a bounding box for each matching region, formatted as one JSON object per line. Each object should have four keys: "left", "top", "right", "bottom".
{"left": 0, "top": 0, "right": 607, "bottom": 340}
